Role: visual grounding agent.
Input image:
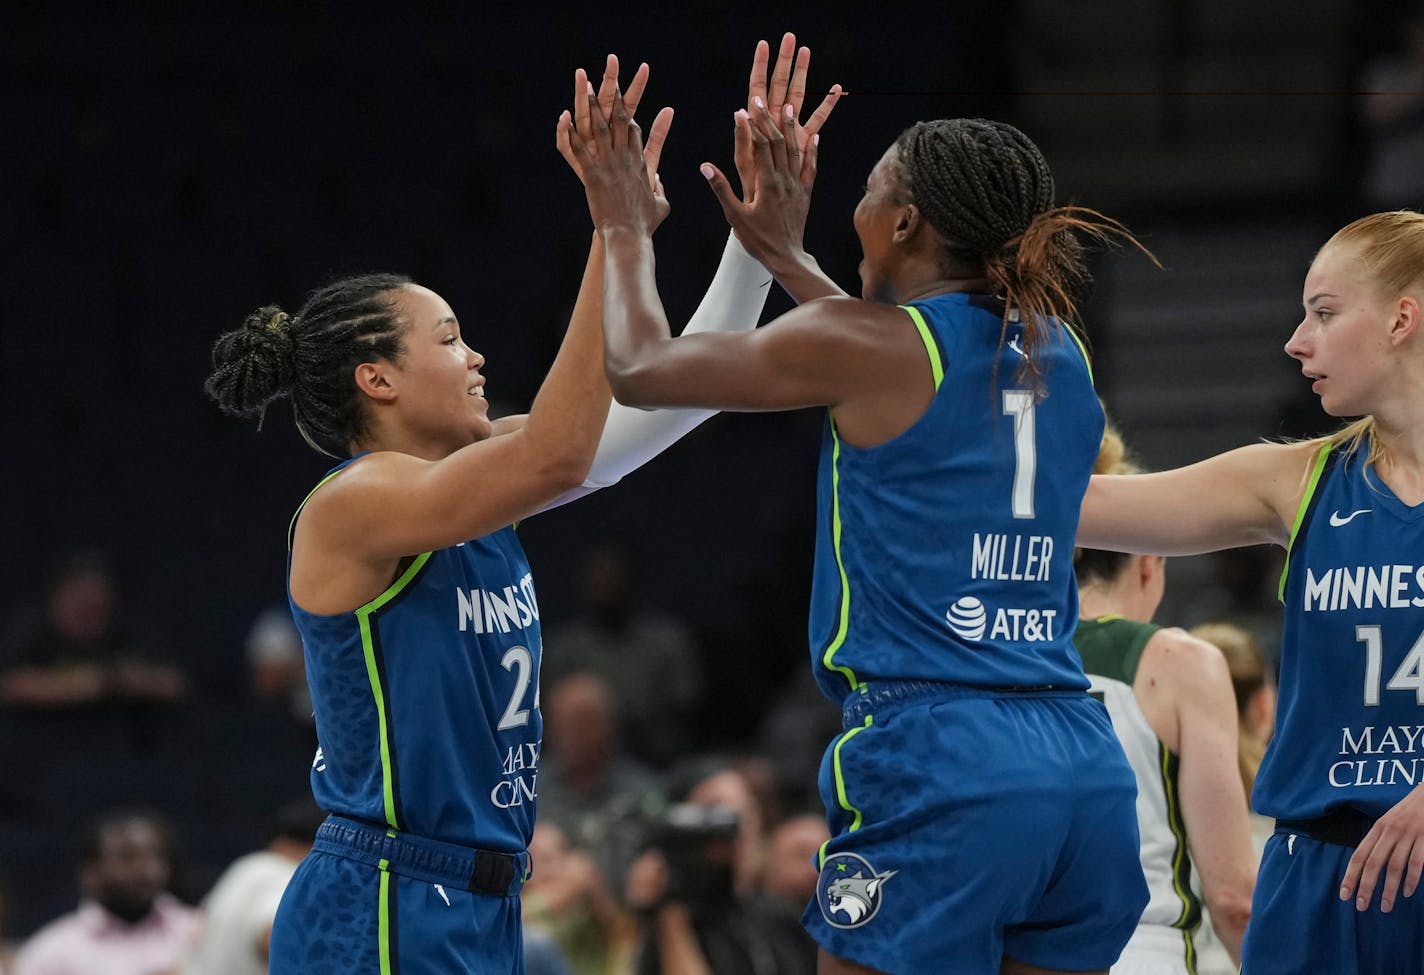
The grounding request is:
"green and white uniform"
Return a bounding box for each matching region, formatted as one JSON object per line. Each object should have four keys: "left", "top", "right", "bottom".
{"left": 1077, "top": 616, "right": 1203, "bottom": 975}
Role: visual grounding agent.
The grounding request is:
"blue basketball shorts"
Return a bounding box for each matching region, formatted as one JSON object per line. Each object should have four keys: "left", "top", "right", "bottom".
{"left": 1241, "top": 828, "right": 1424, "bottom": 975}
{"left": 269, "top": 817, "right": 528, "bottom": 974}
{"left": 804, "top": 683, "right": 1147, "bottom": 975}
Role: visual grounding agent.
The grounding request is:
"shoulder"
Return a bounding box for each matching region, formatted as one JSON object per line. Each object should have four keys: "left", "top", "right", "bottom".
{"left": 14, "top": 910, "right": 88, "bottom": 964}
{"left": 292, "top": 452, "right": 423, "bottom": 539}
{"left": 762, "top": 296, "right": 911, "bottom": 344}
{"left": 1139, "top": 627, "right": 1233, "bottom": 698}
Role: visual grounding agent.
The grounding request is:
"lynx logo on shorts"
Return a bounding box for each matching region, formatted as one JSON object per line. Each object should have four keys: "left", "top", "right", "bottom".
{"left": 817, "top": 853, "right": 897, "bottom": 929}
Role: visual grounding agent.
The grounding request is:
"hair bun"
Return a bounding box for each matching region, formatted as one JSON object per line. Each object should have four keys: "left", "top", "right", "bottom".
{"left": 204, "top": 304, "right": 298, "bottom": 417}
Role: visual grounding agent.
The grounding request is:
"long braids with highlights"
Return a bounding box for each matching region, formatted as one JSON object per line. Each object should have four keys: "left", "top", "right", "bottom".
{"left": 893, "top": 118, "right": 1155, "bottom": 386}
{"left": 205, "top": 273, "right": 412, "bottom": 457}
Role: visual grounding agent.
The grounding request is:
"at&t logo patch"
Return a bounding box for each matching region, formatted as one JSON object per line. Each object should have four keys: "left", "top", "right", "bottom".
{"left": 945, "top": 596, "right": 986, "bottom": 641}
{"left": 817, "top": 852, "right": 897, "bottom": 928}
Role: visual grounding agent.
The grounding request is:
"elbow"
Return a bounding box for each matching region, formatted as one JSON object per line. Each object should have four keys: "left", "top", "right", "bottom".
{"left": 544, "top": 450, "right": 595, "bottom": 494}
{"left": 1206, "top": 888, "right": 1253, "bottom": 941}
{"left": 529, "top": 432, "right": 597, "bottom": 493}
{"left": 604, "top": 354, "right": 660, "bottom": 408}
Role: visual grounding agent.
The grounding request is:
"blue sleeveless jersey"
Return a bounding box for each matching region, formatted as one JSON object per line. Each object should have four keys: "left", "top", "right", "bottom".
{"left": 1256, "top": 442, "right": 1424, "bottom": 820}
{"left": 808, "top": 292, "right": 1103, "bottom": 702}
{"left": 289, "top": 457, "right": 543, "bottom": 853}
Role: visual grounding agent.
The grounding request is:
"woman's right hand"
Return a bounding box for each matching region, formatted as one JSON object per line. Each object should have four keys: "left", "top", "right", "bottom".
{"left": 702, "top": 32, "right": 841, "bottom": 270}
{"left": 557, "top": 55, "right": 673, "bottom": 220}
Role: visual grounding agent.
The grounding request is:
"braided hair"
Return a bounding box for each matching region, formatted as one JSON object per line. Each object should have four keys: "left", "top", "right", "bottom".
{"left": 205, "top": 273, "right": 411, "bottom": 457}
{"left": 892, "top": 119, "right": 1153, "bottom": 384}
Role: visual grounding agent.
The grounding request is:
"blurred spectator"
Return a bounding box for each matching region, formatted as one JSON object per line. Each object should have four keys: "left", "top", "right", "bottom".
{"left": 0, "top": 551, "right": 186, "bottom": 710}
{"left": 523, "top": 928, "right": 576, "bottom": 975}
{"left": 0, "top": 872, "right": 14, "bottom": 975}
{"left": 759, "top": 813, "right": 829, "bottom": 911}
{"left": 536, "top": 671, "right": 659, "bottom": 860}
{"left": 176, "top": 797, "right": 325, "bottom": 975}
{"left": 14, "top": 810, "right": 198, "bottom": 975}
{"left": 243, "top": 608, "right": 311, "bottom": 733}
{"left": 1360, "top": 2, "right": 1424, "bottom": 209}
{"left": 754, "top": 666, "right": 842, "bottom": 813}
{"left": 542, "top": 540, "right": 702, "bottom": 767}
{"left": 523, "top": 822, "right": 636, "bottom": 975}
{"left": 625, "top": 761, "right": 815, "bottom": 975}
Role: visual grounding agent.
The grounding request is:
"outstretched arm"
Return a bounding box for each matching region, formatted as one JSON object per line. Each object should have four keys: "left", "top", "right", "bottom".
{"left": 1078, "top": 441, "right": 1318, "bottom": 556}
{"left": 536, "top": 231, "right": 775, "bottom": 511}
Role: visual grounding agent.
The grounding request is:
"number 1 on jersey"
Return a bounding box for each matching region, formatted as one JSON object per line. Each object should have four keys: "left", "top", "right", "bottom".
{"left": 1002, "top": 390, "right": 1037, "bottom": 520}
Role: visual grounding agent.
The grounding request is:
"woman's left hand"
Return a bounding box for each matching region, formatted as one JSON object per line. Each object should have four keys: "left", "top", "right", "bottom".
{"left": 557, "top": 55, "right": 672, "bottom": 233}
{"left": 1340, "top": 786, "right": 1424, "bottom": 912}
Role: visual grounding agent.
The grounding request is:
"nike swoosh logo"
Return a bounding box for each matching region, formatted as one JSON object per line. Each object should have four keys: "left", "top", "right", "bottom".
{"left": 1329, "top": 508, "right": 1372, "bottom": 527}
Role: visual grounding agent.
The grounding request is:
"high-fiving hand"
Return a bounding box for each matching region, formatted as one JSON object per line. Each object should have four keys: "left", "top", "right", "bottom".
{"left": 702, "top": 33, "right": 842, "bottom": 282}
{"left": 557, "top": 54, "right": 674, "bottom": 231}
{"left": 729, "top": 32, "right": 842, "bottom": 196}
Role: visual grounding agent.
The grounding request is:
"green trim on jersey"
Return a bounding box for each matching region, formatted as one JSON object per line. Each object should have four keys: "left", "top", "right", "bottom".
{"left": 377, "top": 858, "right": 395, "bottom": 975}
{"left": 1278, "top": 442, "right": 1333, "bottom": 602}
{"left": 287, "top": 468, "right": 346, "bottom": 550}
{"left": 1064, "top": 325, "right": 1094, "bottom": 384}
{"left": 1159, "top": 744, "right": 1201, "bottom": 972}
{"left": 820, "top": 420, "right": 862, "bottom": 692}
{"left": 357, "top": 552, "right": 434, "bottom": 830}
{"left": 818, "top": 716, "right": 874, "bottom": 867}
{"left": 901, "top": 305, "right": 945, "bottom": 390}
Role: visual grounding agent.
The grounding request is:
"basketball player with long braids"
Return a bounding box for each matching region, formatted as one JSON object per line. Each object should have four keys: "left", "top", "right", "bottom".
{"left": 561, "top": 75, "right": 1153, "bottom": 974}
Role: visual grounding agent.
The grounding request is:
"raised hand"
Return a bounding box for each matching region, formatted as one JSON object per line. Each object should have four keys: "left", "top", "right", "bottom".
{"left": 742, "top": 32, "right": 841, "bottom": 168}
{"left": 560, "top": 73, "right": 669, "bottom": 234}
{"left": 704, "top": 100, "right": 817, "bottom": 261}
{"left": 698, "top": 33, "right": 843, "bottom": 301}
{"left": 558, "top": 55, "right": 673, "bottom": 203}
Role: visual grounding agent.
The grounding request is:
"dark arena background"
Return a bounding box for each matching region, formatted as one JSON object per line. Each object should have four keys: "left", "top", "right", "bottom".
{"left": 0, "top": 0, "right": 1414, "bottom": 950}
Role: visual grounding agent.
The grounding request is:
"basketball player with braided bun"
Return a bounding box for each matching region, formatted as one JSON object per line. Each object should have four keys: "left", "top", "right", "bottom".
{"left": 203, "top": 48, "right": 840, "bottom": 975}
{"left": 1081, "top": 211, "right": 1424, "bottom": 975}
{"left": 563, "top": 73, "right": 1153, "bottom": 973}
{"left": 1073, "top": 425, "right": 1255, "bottom": 973}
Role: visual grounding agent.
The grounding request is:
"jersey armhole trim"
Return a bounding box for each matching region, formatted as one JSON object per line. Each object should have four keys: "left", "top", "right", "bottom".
{"left": 1278, "top": 442, "right": 1333, "bottom": 603}
{"left": 287, "top": 468, "right": 347, "bottom": 551}
{"left": 1064, "top": 325, "right": 1094, "bottom": 385}
{"left": 900, "top": 305, "right": 945, "bottom": 391}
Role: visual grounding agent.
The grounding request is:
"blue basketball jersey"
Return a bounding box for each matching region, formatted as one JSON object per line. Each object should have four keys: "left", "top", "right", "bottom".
{"left": 289, "top": 457, "right": 543, "bottom": 852}
{"left": 1256, "top": 442, "right": 1424, "bottom": 820}
{"left": 808, "top": 292, "right": 1104, "bottom": 702}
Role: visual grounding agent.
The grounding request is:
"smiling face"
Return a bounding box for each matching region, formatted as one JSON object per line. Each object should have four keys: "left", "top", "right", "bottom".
{"left": 377, "top": 284, "right": 490, "bottom": 453}
{"left": 1285, "top": 243, "right": 1400, "bottom": 417}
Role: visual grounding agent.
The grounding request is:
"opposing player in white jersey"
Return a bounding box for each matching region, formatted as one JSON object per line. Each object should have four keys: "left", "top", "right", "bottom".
{"left": 1073, "top": 426, "right": 1255, "bottom": 973}
{"left": 1081, "top": 211, "right": 1424, "bottom": 975}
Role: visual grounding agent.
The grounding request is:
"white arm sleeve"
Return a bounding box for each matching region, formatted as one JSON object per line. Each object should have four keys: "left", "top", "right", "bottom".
{"left": 537, "top": 233, "right": 771, "bottom": 513}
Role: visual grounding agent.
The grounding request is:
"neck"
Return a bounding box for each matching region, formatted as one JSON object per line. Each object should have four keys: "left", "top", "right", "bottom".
{"left": 353, "top": 431, "right": 458, "bottom": 463}
{"left": 1076, "top": 581, "right": 1135, "bottom": 622}
{"left": 896, "top": 274, "right": 992, "bottom": 304}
